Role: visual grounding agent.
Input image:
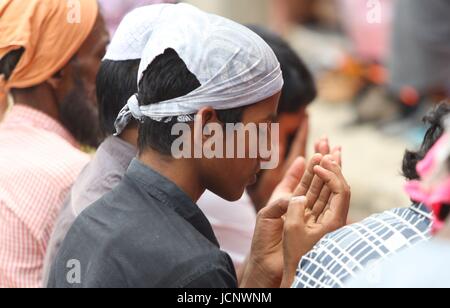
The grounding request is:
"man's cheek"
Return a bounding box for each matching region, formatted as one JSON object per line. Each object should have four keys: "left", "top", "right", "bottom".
{"left": 260, "top": 124, "right": 280, "bottom": 170}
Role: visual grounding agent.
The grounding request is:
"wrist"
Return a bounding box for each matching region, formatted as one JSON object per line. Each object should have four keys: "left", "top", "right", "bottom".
{"left": 281, "top": 249, "right": 308, "bottom": 288}
{"left": 280, "top": 270, "right": 296, "bottom": 288}
{"left": 240, "top": 257, "right": 281, "bottom": 288}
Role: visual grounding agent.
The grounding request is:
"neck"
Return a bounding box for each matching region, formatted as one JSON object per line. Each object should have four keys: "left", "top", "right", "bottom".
{"left": 119, "top": 126, "right": 138, "bottom": 148}
{"left": 12, "top": 83, "right": 60, "bottom": 121}
{"left": 138, "top": 149, "right": 205, "bottom": 203}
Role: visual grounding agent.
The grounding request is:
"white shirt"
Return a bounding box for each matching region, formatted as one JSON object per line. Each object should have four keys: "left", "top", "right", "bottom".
{"left": 346, "top": 239, "right": 450, "bottom": 288}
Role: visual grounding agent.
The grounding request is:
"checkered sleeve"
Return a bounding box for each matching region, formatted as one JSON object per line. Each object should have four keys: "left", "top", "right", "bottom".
{"left": 0, "top": 199, "right": 44, "bottom": 288}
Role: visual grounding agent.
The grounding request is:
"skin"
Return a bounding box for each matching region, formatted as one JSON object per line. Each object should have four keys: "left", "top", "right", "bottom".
{"left": 248, "top": 107, "right": 343, "bottom": 212}
{"left": 280, "top": 155, "right": 350, "bottom": 287}
{"left": 11, "top": 13, "right": 109, "bottom": 146}
{"left": 248, "top": 107, "right": 309, "bottom": 210}
{"left": 139, "top": 92, "right": 281, "bottom": 203}
{"left": 241, "top": 153, "right": 350, "bottom": 288}
{"left": 438, "top": 222, "right": 450, "bottom": 240}
{"left": 119, "top": 126, "right": 138, "bottom": 148}
{"left": 139, "top": 92, "right": 351, "bottom": 288}
{"left": 199, "top": 93, "right": 281, "bottom": 202}
{"left": 0, "top": 98, "right": 7, "bottom": 121}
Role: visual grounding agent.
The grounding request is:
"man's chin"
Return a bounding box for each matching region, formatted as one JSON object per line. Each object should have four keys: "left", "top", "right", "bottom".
{"left": 211, "top": 185, "right": 247, "bottom": 203}
{"left": 59, "top": 102, "right": 103, "bottom": 148}
{"left": 64, "top": 119, "right": 103, "bottom": 148}
{"left": 248, "top": 173, "right": 258, "bottom": 186}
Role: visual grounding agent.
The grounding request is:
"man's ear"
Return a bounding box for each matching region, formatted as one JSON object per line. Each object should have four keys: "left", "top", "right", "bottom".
{"left": 193, "top": 107, "right": 220, "bottom": 144}
{"left": 45, "top": 62, "right": 76, "bottom": 106}
{"left": 46, "top": 70, "right": 63, "bottom": 90}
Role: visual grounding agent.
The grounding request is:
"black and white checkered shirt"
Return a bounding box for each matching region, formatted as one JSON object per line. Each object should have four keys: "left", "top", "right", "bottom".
{"left": 292, "top": 203, "right": 432, "bottom": 288}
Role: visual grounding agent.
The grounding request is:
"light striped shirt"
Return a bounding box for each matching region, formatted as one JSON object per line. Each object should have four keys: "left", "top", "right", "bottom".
{"left": 292, "top": 203, "right": 433, "bottom": 288}
{"left": 0, "top": 105, "right": 89, "bottom": 288}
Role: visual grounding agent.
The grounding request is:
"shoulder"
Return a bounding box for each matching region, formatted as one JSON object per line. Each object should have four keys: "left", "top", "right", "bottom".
{"left": 0, "top": 127, "right": 89, "bottom": 202}
{"left": 294, "top": 207, "right": 431, "bottom": 288}
{"left": 69, "top": 157, "right": 127, "bottom": 216}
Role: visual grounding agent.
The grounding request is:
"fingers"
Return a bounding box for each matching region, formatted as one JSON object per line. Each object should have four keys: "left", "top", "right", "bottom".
{"left": 294, "top": 154, "right": 323, "bottom": 196}
{"left": 331, "top": 146, "right": 342, "bottom": 167}
{"left": 313, "top": 157, "right": 351, "bottom": 219}
{"left": 284, "top": 196, "right": 307, "bottom": 230}
{"left": 271, "top": 156, "right": 306, "bottom": 199}
{"left": 281, "top": 196, "right": 308, "bottom": 288}
{"left": 310, "top": 185, "right": 332, "bottom": 219}
{"left": 313, "top": 163, "right": 346, "bottom": 195}
{"left": 259, "top": 197, "right": 291, "bottom": 220}
{"left": 305, "top": 154, "right": 336, "bottom": 210}
{"left": 314, "top": 136, "right": 330, "bottom": 156}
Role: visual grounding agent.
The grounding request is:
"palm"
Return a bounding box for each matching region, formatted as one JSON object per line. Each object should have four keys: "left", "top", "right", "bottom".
{"left": 249, "top": 198, "right": 288, "bottom": 286}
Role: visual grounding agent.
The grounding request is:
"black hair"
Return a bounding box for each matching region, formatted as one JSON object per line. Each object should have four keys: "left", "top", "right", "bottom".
{"left": 96, "top": 59, "right": 140, "bottom": 135}
{"left": 247, "top": 25, "right": 317, "bottom": 114}
{"left": 0, "top": 48, "right": 24, "bottom": 81}
{"left": 137, "top": 48, "right": 244, "bottom": 155}
{"left": 402, "top": 102, "right": 450, "bottom": 180}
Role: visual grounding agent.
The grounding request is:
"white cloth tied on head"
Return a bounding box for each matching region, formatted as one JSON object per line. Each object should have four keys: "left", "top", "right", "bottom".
{"left": 113, "top": 3, "right": 284, "bottom": 135}
{"left": 103, "top": 4, "right": 171, "bottom": 61}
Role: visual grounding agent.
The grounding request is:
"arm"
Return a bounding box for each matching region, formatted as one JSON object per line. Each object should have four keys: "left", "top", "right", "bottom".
{"left": 0, "top": 201, "right": 44, "bottom": 288}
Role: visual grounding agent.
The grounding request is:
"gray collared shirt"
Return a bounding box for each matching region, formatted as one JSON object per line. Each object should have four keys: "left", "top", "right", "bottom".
{"left": 47, "top": 159, "right": 237, "bottom": 288}
{"left": 42, "top": 136, "right": 137, "bottom": 286}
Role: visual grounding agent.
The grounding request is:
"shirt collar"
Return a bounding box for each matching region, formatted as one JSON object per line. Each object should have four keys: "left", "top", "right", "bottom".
{"left": 1, "top": 104, "right": 79, "bottom": 147}
{"left": 125, "top": 158, "right": 220, "bottom": 247}
{"left": 97, "top": 136, "right": 137, "bottom": 170}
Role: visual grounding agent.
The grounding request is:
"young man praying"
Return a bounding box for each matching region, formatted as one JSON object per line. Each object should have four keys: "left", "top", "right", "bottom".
{"left": 48, "top": 4, "right": 351, "bottom": 288}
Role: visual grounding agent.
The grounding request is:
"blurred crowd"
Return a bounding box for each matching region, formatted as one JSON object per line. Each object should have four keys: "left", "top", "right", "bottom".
{"left": 272, "top": 0, "right": 449, "bottom": 139}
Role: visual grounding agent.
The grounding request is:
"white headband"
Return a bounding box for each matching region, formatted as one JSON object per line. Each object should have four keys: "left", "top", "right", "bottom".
{"left": 103, "top": 4, "right": 172, "bottom": 62}
{"left": 114, "top": 3, "right": 284, "bottom": 135}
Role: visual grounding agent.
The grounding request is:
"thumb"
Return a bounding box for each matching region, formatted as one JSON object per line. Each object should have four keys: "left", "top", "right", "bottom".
{"left": 259, "top": 197, "right": 290, "bottom": 220}
{"left": 272, "top": 157, "right": 306, "bottom": 198}
{"left": 285, "top": 196, "right": 307, "bottom": 229}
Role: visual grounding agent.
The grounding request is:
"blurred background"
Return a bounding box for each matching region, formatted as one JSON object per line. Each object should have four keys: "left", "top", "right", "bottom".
{"left": 99, "top": 0, "right": 450, "bottom": 221}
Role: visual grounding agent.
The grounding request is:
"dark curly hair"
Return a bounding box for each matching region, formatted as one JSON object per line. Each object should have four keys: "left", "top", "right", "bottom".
{"left": 402, "top": 102, "right": 450, "bottom": 180}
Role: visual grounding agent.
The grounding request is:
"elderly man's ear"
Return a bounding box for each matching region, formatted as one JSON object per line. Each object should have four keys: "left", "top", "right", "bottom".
{"left": 46, "top": 68, "right": 65, "bottom": 90}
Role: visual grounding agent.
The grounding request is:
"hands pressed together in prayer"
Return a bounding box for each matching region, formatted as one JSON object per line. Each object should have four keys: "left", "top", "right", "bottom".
{"left": 240, "top": 138, "right": 351, "bottom": 288}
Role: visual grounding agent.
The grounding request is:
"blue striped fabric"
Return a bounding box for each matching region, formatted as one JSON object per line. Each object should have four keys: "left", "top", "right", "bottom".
{"left": 292, "top": 203, "right": 433, "bottom": 288}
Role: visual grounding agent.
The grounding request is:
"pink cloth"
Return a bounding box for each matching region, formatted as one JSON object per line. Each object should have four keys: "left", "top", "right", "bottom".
{"left": 197, "top": 191, "right": 256, "bottom": 272}
{"left": 98, "top": 0, "right": 176, "bottom": 35}
{"left": 405, "top": 133, "right": 450, "bottom": 234}
{"left": 0, "top": 105, "right": 89, "bottom": 288}
{"left": 338, "top": 0, "right": 393, "bottom": 62}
